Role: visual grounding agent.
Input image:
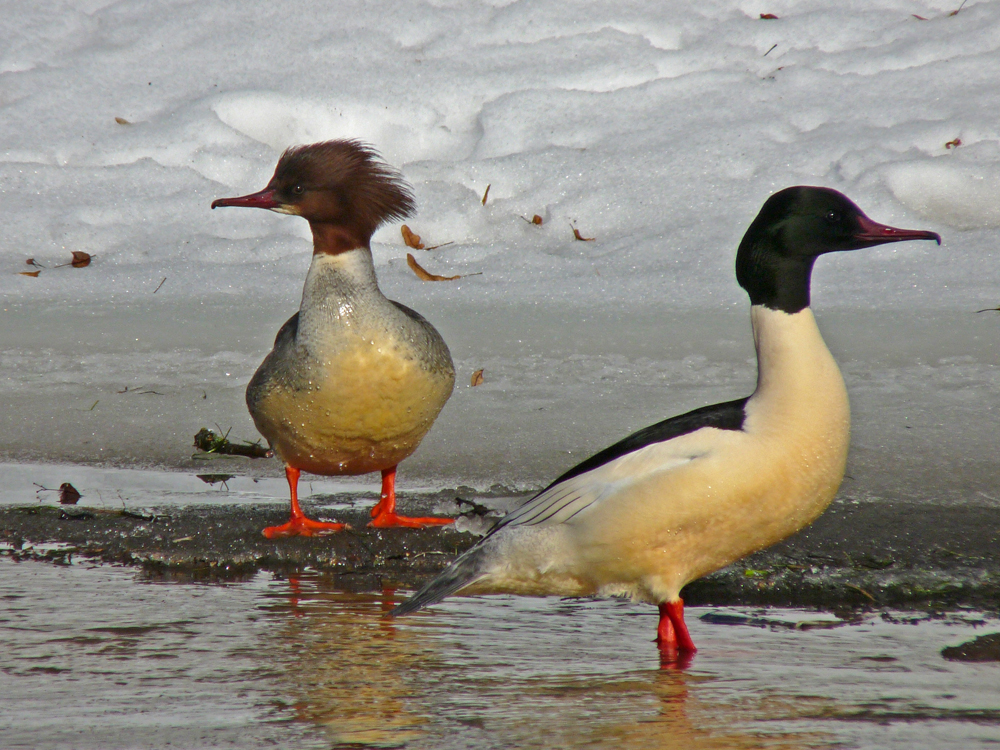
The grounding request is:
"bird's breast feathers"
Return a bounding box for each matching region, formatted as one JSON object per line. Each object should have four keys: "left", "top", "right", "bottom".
{"left": 249, "top": 331, "right": 453, "bottom": 474}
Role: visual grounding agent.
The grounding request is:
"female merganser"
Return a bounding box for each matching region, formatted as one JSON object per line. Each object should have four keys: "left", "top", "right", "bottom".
{"left": 393, "top": 187, "right": 940, "bottom": 656}
{"left": 212, "top": 140, "right": 456, "bottom": 537}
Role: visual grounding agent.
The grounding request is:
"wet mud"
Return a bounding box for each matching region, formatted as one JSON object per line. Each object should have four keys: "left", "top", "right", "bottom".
{"left": 2, "top": 493, "right": 998, "bottom": 611}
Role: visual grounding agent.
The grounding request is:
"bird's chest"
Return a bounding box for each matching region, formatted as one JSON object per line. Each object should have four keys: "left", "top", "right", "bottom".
{"left": 252, "top": 328, "right": 448, "bottom": 448}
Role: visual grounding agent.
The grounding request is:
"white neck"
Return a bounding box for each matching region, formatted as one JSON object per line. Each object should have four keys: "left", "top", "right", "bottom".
{"left": 297, "top": 248, "right": 387, "bottom": 347}
{"left": 745, "top": 305, "right": 850, "bottom": 434}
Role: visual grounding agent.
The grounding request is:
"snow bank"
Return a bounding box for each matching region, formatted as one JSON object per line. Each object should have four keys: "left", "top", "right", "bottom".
{"left": 0, "top": 1, "right": 997, "bottom": 500}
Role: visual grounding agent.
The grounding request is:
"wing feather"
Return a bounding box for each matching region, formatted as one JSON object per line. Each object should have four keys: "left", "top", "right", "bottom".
{"left": 492, "top": 439, "right": 704, "bottom": 533}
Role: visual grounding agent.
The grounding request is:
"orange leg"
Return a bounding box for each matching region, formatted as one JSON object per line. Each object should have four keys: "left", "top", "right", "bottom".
{"left": 369, "top": 466, "right": 454, "bottom": 529}
{"left": 656, "top": 598, "right": 697, "bottom": 665}
{"left": 262, "top": 467, "right": 348, "bottom": 538}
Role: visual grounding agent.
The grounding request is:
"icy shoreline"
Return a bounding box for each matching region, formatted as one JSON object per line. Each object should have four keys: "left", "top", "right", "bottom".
{"left": 3, "top": 301, "right": 997, "bottom": 506}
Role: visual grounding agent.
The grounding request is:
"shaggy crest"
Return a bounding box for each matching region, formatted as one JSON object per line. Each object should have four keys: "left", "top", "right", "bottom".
{"left": 274, "top": 140, "right": 415, "bottom": 240}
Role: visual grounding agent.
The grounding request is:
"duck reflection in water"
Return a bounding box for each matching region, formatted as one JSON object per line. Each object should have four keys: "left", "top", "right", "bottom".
{"left": 269, "top": 576, "right": 428, "bottom": 747}
{"left": 265, "top": 579, "right": 833, "bottom": 749}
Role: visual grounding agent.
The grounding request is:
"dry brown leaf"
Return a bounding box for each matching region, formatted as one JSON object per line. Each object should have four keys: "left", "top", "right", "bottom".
{"left": 572, "top": 226, "right": 595, "bottom": 242}
{"left": 481, "top": 184, "right": 491, "bottom": 206}
{"left": 71, "top": 251, "right": 93, "bottom": 268}
{"left": 115, "top": 117, "right": 131, "bottom": 125}
{"left": 470, "top": 368, "right": 485, "bottom": 387}
{"left": 760, "top": 13, "right": 779, "bottom": 19}
{"left": 945, "top": 138, "right": 962, "bottom": 149}
{"left": 26, "top": 258, "right": 45, "bottom": 268}
{"left": 59, "top": 482, "right": 82, "bottom": 505}
{"left": 406, "top": 253, "right": 481, "bottom": 282}
{"left": 912, "top": 14, "right": 928, "bottom": 19}
{"left": 401, "top": 225, "right": 424, "bottom": 249}
{"left": 19, "top": 270, "right": 41, "bottom": 277}
{"left": 407, "top": 253, "right": 461, "bottom": 281}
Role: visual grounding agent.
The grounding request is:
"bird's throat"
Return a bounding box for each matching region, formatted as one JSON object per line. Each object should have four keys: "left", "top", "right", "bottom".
{"left": 310, "top": 222, "right": 368, "bottom": 255}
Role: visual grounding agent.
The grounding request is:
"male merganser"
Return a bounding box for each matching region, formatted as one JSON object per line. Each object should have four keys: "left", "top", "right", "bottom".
{"left": 393, "top": 187, "right": 940, "bottom": 656}
{"left": 212, "top": 140, "right": 456, "bottom": 537}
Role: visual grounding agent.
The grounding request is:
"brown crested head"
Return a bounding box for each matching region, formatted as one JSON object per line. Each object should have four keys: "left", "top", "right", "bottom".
{"left": 212, "top": 140, "right": 415, "bottom": 251}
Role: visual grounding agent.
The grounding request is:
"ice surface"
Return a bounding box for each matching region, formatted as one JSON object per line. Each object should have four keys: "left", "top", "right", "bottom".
{"left": 1, "top": 2, "right": 998, "bottom": 503}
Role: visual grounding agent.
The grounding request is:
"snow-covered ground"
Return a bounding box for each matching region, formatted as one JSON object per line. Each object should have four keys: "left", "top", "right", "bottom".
{"left": 1, "top": 1, "right": 997, "bottom": 502}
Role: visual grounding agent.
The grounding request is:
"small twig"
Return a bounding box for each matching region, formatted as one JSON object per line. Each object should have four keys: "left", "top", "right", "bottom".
{"left": 117, "top": 385, "right": 163, "bottom": 395}
{"left": 153, "top": 277, "right": 167, "bottom": 293}
{"left": 763, "top": 44, "right": 777, "bottom": 56}
{"left": 844, "top": 583, "right": 876, "bottom": 602}
{"left": 481, "top": 184, "right": 491, "bottom": 206}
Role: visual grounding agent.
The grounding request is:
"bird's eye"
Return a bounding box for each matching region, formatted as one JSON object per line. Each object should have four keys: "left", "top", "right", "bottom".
{"left": 825, "top": 210, "right": 841, "bottom": 223}
{"left": 292, "top": 185, "right": 305, "bottom": 196}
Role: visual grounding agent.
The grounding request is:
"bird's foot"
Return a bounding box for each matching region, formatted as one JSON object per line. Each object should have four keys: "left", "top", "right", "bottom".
{"left": 368, "top": 512, "right": 454, "bottom": 529}
{"left": 262, "top": 516, "right": 349, "bottom": 538}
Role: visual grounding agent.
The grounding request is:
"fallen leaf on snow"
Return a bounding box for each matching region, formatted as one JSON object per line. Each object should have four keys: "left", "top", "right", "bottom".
{"left": 945, "top": 138, "right": 962, "bottom": 149}
{"left": 760, "top": 13, "right": 779, "bottom": 19}
{"left": 56, "top": 251, "right": 94, "bottom": 268}
{"left": 521, "top": 214, "right": 544, "bottom": 225}
{"left": 401, "top": 225, "right": 424, "bottom": 249}
{"left": 406, "top": 253, "right": 474, "bottom": 281}
{"left": 572, "top": 226, "right": 595, "bottom": 242}
{"left": 19, "top": 271, "right": 41, "bottom": 277}
{"left": 481, "top": 184, "right": 491, "bottom": 206}
{"left": 115, "top": 117, "right": 131, "bottom": 125}
{"left": 470, "top": 368, "right": 485, "bottom": 387}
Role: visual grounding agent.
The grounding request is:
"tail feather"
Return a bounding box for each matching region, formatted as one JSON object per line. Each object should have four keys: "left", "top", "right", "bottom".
{"left": 391, "top": 547, "right": 488, "bottom": 617}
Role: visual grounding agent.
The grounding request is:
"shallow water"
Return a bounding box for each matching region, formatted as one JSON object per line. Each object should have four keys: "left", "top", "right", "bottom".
{"left": 2, "top": 557, "right": 998, "bottom": 749}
